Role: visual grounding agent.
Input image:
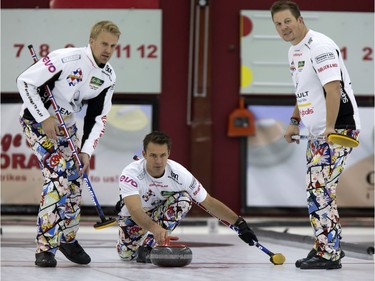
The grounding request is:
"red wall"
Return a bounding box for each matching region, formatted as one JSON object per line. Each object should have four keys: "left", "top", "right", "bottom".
{"left": 2, "top": 0, "right": 373, "bottom": 214}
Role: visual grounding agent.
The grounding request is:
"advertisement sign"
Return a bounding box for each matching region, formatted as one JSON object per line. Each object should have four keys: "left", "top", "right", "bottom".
{"left": 1, "top": 9, "right": 162, "bottom": 93}
{"left": 240, "top": 11, "right": 374, "bottom": 95}
{"left": 1, "top": 103, "right": 153, "bottom": 206}
{"left": 245, "top": 105, "right": 374, "bottom": 208}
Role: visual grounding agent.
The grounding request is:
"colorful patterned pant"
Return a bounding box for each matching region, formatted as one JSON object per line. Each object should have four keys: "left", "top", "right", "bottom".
{"left": 116, "top": 191, "right": 192, "bottom": 261}
{"left": 20, "top": 117, "right": 83, "bottom": 254}
{"left": 306, "top": 129, "right": 359, "bottom": 261}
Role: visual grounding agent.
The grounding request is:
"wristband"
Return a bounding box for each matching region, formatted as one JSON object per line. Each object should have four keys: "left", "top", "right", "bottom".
{"left": 290, "top": 117, "right": 300, "bottom": 126}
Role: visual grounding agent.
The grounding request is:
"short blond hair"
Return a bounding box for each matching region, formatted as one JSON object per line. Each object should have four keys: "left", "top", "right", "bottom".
{"left": 90, "top": 20, "right": 121, "bottom": 40}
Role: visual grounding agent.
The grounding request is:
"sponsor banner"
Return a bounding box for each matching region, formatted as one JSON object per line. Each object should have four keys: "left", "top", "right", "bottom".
{"left": 1, "top": 103, "right": 153, "bottom": 205}
{"left": 1, "top": 9, "right": 161, "bottom": 93}
{"left": 240, "top": 10, "right": 374, "bottom": 95}
{"left": 246, "top": 105, "right": 374, "bottom": 208}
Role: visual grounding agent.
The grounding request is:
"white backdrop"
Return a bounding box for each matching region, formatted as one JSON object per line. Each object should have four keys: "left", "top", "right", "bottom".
{"left": 240, "top": 11, "right": 374, "bottom": 95}
{"left": 1, "top": 9, "right": 162, "bottom": 93}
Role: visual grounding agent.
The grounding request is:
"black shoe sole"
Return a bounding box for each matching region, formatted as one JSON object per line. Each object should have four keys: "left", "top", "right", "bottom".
{"left": 300, "top": 262, "right": 342, "bottom": 270}
{"left": 299, "top": 255, "right": 343, "bottom": 270}
{"left": 35, "top": 261, "right": 57, "bottom": 267}
{"left": 35, "top": 253, "right": 57, "bottom": 267}
{"left": 296, "top": 250, "right": 345, "bottom": 268}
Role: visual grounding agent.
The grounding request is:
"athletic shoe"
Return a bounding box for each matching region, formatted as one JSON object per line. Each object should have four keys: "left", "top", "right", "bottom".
{"left": 300, "top": 255, "right": 342, "bottom": 270}
{"left": 35, "top": 251, "right": 57, "bottom": 267}
{"left": 59, "top": 240, "right": 91, "bottom": 265}
{"left": 295, "top": 249, "right": 317, "bottom": 268}
{"left": 136, "top": 245, "right": 152, "bottom": 263}
{"left": 295, "top": 249, "right": 345, "bottom": 268}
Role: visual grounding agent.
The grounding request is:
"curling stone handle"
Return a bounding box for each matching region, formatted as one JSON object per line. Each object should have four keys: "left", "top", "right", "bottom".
{"left": 163, "top": 235, "right": 180, "bottom": 246}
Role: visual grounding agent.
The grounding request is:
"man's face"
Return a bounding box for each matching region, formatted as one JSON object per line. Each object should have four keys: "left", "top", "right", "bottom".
{"left": 142, "top": 142, "right": 170, "bottom": 178}
{"left": 272, "top": 9, "right": 305, "bottom": 45}
{"left": 90, "top": 30, "right": 119, "bottom": 65}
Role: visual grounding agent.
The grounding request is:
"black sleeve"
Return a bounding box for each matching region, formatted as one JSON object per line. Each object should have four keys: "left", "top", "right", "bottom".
{"left": 81, "top": 86, "right": 111, "bottom": 149}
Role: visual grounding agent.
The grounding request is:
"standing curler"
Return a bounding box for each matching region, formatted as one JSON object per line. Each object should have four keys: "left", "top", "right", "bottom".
{"left": 17, "top": 21, "right": 121, "bottom": 267}
{"left": 270, "top": 0, "right": 360, "bottom": 270}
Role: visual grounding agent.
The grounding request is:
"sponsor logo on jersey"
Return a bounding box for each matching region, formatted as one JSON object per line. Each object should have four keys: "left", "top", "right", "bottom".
{"left": 42, "top": 56, "right": 56, "bottom": 73}
{"left": 61, "top": 54, "right": 81, "bottom": 63}
{"left": 298, "top": 61, "right": 305, "bottom": 72}
{"left": 93, "top": 116, "right": 107, "bottom": 150}
{"left": 66, "top": 68, "right": 83, "bottom": 86}
{"left": 168, "top": 170, "right": 182, "bottom": 185}
{"left": 59, "top": 107, "right": 72, "bottom": 115}
{"left": 137, "top": 168, "right": 147, "bottom": 180}
{"left": 193, "top": 184, "right": 201, "bottom": 196}
{"left": 101, "top": 70, "right": 113, "bottom": 82}
{"left": 296, "top": 91, "right": 309, "bottom": 98}
{"left": 149, "top": 182, "right": 168, "bottom": 188}
{"left": 89, "top": 76, "right": 104, "bottom": 90}
{"left": 317, "top": 63, "right": 338, "bottom": 73}
{"left": 298, "top": 102, "right": 312, "bottom": 107}
{"left": 341, "top": 91, "right": 349, "bottom": 103}
{"left": 69, "top": 90, "right": 82, "bottom": 112}
{"left": 315, "top": 52, "right": 335, "bottom": 64}
{"left": 142, "top": 189, "right": 156, "bottom": 202}
{"left": 105, "top": 65, "right": 113, "bottom": 74}
{"left": 189, "top": 178, "right": 198, "bottom": 190}
{"left": 300, "top": 107, "right": 314, "bottom": 117}
{"left": 290, "top": 61, "right": 296, "bottom": 72}
{"left": 170, "top": 171, "right": 178, "bottom": 181}
{"left": 120, "top": 175, "right": 138, "bottom": 187}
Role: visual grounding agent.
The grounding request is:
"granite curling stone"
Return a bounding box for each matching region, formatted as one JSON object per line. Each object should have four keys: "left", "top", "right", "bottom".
{"left": 150, "top": 236, "right": 192, "bottom": 267}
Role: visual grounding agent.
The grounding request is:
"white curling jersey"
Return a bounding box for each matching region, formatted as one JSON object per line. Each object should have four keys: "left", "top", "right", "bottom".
{"left": 16, "top": 45, "right": 116, "bottom": 156}
{"left": 288, "top": 30, "right": 360, "bottom": 136}
{"left": 118, "top": 158, "right": 208, "bottom": 216}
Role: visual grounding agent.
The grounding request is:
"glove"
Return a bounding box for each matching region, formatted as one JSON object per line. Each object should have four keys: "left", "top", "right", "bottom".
{"left": 234, "top": 216, "right": 258, "bottom": 246}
